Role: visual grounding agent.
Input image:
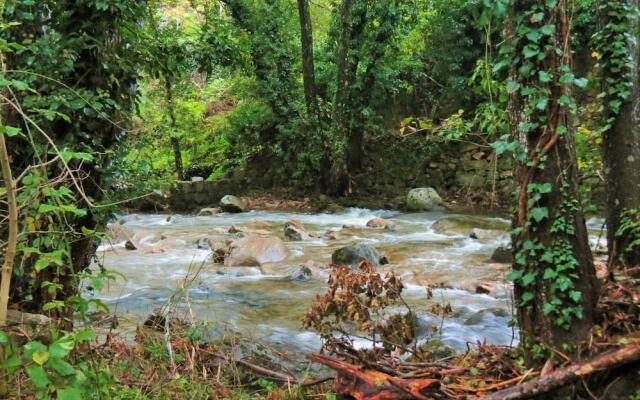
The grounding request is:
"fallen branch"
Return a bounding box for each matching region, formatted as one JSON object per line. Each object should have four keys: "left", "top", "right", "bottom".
{"left": 310, "top": 353, "right": 441, "bottom": 400}
{"left": 481, "top": 342, "right": 640, "bottom": 400}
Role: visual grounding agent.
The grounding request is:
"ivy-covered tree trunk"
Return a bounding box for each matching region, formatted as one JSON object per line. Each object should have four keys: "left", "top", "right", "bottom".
{"left": 164, "top": 75, "right": 185, "bottom": 181}
{"left": 297, "top": 0, "right": 319, "bottom": 118}
{"left": 2, "top": 0, "right": 143, "bottom": 321}
{"left": 596, "top": 0, "right": 640, "bottom": 269}
{"left": 330, "top": 0, "right": 356, "bottom": 195}
{"left": 506, "top": 0, "right": 599, "bottom": 364}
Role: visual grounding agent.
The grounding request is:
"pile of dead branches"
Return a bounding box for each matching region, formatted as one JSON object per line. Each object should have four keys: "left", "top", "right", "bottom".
{"left": 310, "top": 268, "right": 640, "bottom": 399}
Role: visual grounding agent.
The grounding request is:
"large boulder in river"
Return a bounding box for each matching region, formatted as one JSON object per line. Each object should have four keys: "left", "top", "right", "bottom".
{"left": 491, "top": 246, "right": 514, "bottom": 264}
{"left": 406, "top": 188, "right": 443, "bottom": 211}
{"left": 220, "top": 195, "right": 248, "bottom": 213}
{"left": 332, "top": 243, "right": 384, "bottom": 268}
{"left": 225, "top": 236, "right": 290, "bottom": 266}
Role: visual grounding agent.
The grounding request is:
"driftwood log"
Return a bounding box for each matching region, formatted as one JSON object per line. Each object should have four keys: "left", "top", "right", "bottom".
{"left": 481, "top": 342, "right": 640, "bottom": 400}
{"left": 310, "top": 353, "right": 441, "bottom": 400}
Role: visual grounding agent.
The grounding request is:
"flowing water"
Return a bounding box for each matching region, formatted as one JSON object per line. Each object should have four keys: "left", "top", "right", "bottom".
{"left": 91, "top": 208, "right": 521, "bottom": 357}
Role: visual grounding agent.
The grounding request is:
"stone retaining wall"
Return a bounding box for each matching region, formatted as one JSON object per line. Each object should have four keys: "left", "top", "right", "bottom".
{"left": 169, "top": 178, "right": 241, "bottom": 211}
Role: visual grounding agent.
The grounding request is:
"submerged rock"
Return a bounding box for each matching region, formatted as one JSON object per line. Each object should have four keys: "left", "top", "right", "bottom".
{"left": 366, "top": 217, "right": 392, "bottom": 229}
{"left": 287, "top": 266, "right": 313, "bottom": 282}
{"left": 331, "top": 243, "right": 384, "bottom": 268}
{"left": 284, "top": 221, "right": 310, "bottom": 241}
{"left": 220, "top": 195, "right": 248, "bottom": 213}
{"left": 198, "top": 207, "right": 221, "bottom": 216}
{"left": 406, "top": 187, "right": 443, "bottom": 211}
{"left": 225, "top": 236, "right": 290, "bottom": 266}
{"left": 490, "top": 246, "right": 514, "bottom": 264}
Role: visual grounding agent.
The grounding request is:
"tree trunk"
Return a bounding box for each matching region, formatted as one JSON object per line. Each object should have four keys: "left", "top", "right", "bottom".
{"left": 344, "top": 0, "right": 369, "bottom": 174}
{"left": 507, "top": 0, "right": 598, "bottom": 364}
{"left": 297, "top": 0, "right": 318, "bottom": 119}
{"left": 165, "top": 75, "right": 184, "bottom": 181}
{"left": 330, "top": 0, "right": 356, "bottom": 195}
{"left": 599, "top": 0, "right": 640, "bottom": 269}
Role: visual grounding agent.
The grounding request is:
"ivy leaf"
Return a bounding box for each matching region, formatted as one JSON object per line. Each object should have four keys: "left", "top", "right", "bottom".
{"left": 569, "top": 290, "right": 582, "bottom": 302}
{"left": 506, "top": 269, "right": 523, "bottom": 282}
{"left": 539, "top": 71, "right": 552, "bottom": 83}
{"left": 523, "top": 46, "right": 539, "bottom": 59}
{"left": 506, "top": 80, "right": 520, "bottom": 93}
{"left": 574, "top": 77, "right": 588, "bottom": 88}
{"left": 540, "top": 24, "right": 555, "bottom": 35}
{"left": 535, "top": 97, "right": 549, "bottom": 110}
{"left": 539, "top": 183, "right": 552, "bottom": 193}
{"left": 521, "top": 292, "right": 535, "bottom": 303}
{"left": 531, "top": 207, "right": 549, "bottom": 222}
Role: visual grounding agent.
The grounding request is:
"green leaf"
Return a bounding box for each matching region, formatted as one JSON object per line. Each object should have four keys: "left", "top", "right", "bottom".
{"left": 535, "top": 97, "right": 549, "bottom": 110}
{"left": 74, "top": 330, "right": 97, "bottom": 343}
{"left": 1, "top": 125, "right": 21, "bottom": 137}
{"left": 50, "top": 335, "right": 75, "bottom": 358}
{"left": 506, "top": 81, "right": 520, "bottom": 93}
{"left": 57, "top": 387, "right": 83, "bottom": 400}
{"left": 531, "top": 207, "right": 549, "bottom": 222}
{"left": 539, "top": 71, "right": 552, "bottom": 83}
{"left": 523, "top": 45, "right": 539, "bottom": 58}
{"left": 32, "top": 351, "right": 49, "bottom": 365}
{"left": 47, "top": 357, "right": 76, "bottom": 376}
{"left": 521, "top": 292, "right": 534, "bottom": 303}
{"left": 26, "top": 364, "right": 50, "bottom": 389}
{"left": 540, "top": 24, "right": 555, "bottom": 35}
{"left": 574, "top": 77, "right": 588, "bottom": 88}
{"left": 539, "top": 183, "right": 552, "bottom": 193}
{"left": 0, "top": 331, "right": 8, "bottom": 344}
{"left": 507, "top": 269, "right": 523, "bottom": 282}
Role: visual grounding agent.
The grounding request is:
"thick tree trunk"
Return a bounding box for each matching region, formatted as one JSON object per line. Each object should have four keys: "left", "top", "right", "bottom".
{"left": 165, "top": 76, "right": 184, "bottom": 181}
{"left": 330, "top": 0, "right": 356, "bottom": 195}
{"left": 297, "top": 0, "right": 318, "bottom": 118}
{"left": 600, "top": 0, "right": 640, "bottom": 269}
{"left": 508, "top": 0, "right": 598, "bottom": 364}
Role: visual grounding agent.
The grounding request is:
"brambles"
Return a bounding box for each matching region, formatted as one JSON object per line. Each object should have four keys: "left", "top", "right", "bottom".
{"left": 303, "top": 261, "right": 414, "bottom": 356}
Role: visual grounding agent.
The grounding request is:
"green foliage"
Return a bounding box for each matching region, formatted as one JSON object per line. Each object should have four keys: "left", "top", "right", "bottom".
{"left": 616, "top": 209, "right": 640, "bottom": 260}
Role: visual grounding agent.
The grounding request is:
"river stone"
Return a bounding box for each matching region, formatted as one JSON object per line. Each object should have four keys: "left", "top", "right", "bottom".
{"left": 406, "top": 187, "right": 443, "bottom": 211}
{"left": 332, "top": 243, "right": 382, "bottom": 268}
{"left": 220, "top": 195, "right": 248, "bottom": 213}
{"left": 366, "top": 217, "right": 392, "bottom": 229}
{"left": 490, "top": 246, "right": 514, "bottom": 264}
{"left": 198, "top": 207, "right": 220, "bottom": 216}
{"left": 225, "top": 236, "right": 290, "bottom": 266}
{"left": 287, "top": 266, "right": 312, "bottom": 282}
{"left": 469, "top": 228, "right": 502, "bottom": 241}
{"left": 284, "top": 221, "right": 309, "bottom": 241}
{"left": 464, "top": 308, "right": 509, "bottom": 325}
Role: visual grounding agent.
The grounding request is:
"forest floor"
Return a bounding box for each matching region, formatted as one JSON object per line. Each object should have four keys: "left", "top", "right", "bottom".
{"left": 2, "top": 265, "right": 638, "bottom": 399}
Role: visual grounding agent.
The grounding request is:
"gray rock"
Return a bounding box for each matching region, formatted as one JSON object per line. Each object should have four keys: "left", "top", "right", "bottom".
{"left": 284, "top": 221, "right": 309, "bottom": 241}
{"left": 287, "top": 266, "right": 312, "bottom": 282}
{"left": 366, "top": 217, "right": 392, "bottom": 229}
{"left": 406, "top": 187, "right": 443, "bottom": 211}
{"left": 332, "top": 243, "right": 382, "bottom": 268}
{"left": 225, "top": 236, "right": 290, "bottom": 266}
{"left": 220, "top": 195, "right": 248, "bottom": 213}
{"left": 491, "top": 246, "right": 514, "bottom": 264}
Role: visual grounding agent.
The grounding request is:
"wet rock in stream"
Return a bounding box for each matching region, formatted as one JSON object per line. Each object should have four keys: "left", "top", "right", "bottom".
{"left": 490, "top": 246, "right": 514, "bottom": 264}
{"left": 332, "top": 243, "right": 385, "bottom": 268}
{"left": 220, "top": 195, "right": 249, "bottom": 213}
{"left": 225, "top": 236, "right": 290, "bottom": 266}
{"left": 366, "top": 217, "right": 393, "bottom": 229}
{"left": 284, "top": 220, "right": 310, "bottom": 241}
{"left": 197, "top": 207, "right": 221, "bottom": 216}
